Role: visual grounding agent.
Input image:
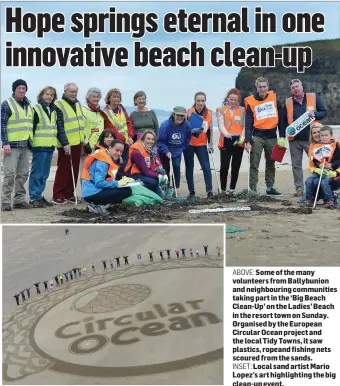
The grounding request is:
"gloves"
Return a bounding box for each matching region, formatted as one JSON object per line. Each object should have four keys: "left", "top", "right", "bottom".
{"left": 233, "top": 136, "right": 245, "bottom": 146}
{"left": 118, "top": 176, "right": 134, "bottom": 187}
{"left": 207, "top": 143, "right": 214, "bottom": 153}
{"left": 314, "top": 168, "right": 327, "bottom": 178}
{"left": 278, "top": 138, "right": 286, "bottom": 148}
{"left": 202, "top": 121, "right": 209, "bottom": 132}
{"left": 326, "top": 170, "right": 337, "bottom": 178}
{"left": 158, "top": 175, "right": 169, "bottom": 185}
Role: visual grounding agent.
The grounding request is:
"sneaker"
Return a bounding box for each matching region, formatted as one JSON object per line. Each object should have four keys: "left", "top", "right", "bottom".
{"left": 293, "top": 188, "right": 304, "bottom": 197}
{"left": 29, "top": 199, "right": 45, "bottom": 208}
{"left": 52, "top": 198, "right": 69, "bottom": 205}
{"left": 13, "top": 201, "right": 32, "bottom": 209}
{"left": 325, "top": 200, "right": 335, "bottom": 209}
{"left": 207, "top": 191, "right": 213, "bottom": 198}
{"left": 266, "top": 187, "right": 282, "bottom": 197}
{"left": 187, "top": 191, "right": 196, "bottom": 198}
{"left": 87, "top": 203, "right": 109, "bottom": 215}
{"left": 41, "top": 197, "right": 53, "bottom": 207}
{"left": 304, "top": 199, "right": 314, "bottom": 207}
{"left": 69, "top": 196, "right": 82, "bottom": 204}
{"left": 1, "top": 203, "right": 12, "bottom": 212}
{"left": 228, "top": 189, "right": 235, "bottom": 196}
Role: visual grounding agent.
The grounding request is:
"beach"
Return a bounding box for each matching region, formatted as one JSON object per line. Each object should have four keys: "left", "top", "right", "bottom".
{"left": 3, "top": 225, "right": 223, "bottom": 385}
{"left": 1, "top": 129, "right": 339, "bottom": 267}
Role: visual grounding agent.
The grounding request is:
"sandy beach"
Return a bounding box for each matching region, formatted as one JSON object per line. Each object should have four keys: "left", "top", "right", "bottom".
{"left": 1, "top": 130, "right": 339, "bottom": 267}
{"left": 3, "top": 225, "right": 223, "bottom": 385}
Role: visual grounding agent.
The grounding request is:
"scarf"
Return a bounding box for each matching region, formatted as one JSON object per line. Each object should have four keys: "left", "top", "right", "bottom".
{"left": 141, "top": 141, "right": 165, "bottom": 172}
{"left": 223, "top": 100, "right": 240, "bottom": 109}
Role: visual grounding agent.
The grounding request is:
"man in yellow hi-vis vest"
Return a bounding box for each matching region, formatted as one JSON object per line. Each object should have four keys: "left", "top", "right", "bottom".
{"left": 1, "top": 79, "right": 34, "bottom": 211}
{"left": 52, "top": 83, "right": 86, "bottom": 205}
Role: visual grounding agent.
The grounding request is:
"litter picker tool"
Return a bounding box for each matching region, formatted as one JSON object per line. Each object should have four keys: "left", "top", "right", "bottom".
{"left": 313, "top": 159, "right": 326, "bottom": 210}
{"left": 209, "top": 149, "right": 221, "bottom": 194}
{"left": 169, "top": 155, "right": 178, "bottom": 198}
{"left": 247, "top": 150, "right": 251, "bottom": 192}
{"left": 70, "top": 149, "right": 78, "bottom": 205}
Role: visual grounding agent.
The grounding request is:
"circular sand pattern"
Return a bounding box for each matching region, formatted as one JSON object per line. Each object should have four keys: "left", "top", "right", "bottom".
{"left": 3, "top": 256, "right": 222, "bottom": 382}
{"left": 74, "top": 284, "right": 151, "bottom": 313}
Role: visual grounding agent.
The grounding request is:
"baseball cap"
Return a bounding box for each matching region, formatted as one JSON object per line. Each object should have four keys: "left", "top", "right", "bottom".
{"left": 173, "top": 106, "right": 186, "bottom": 115}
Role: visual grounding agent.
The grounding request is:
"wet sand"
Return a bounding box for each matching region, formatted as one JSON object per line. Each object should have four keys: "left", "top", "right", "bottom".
{"left": 3, "top": 225, "right": 224, "bottom": 385}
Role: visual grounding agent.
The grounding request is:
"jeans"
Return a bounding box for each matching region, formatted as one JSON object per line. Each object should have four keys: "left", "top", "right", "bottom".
{"left": 301, "top": 178, "right": 340, "bottom": 203}
{"left": 160, "top": 154, "right": 181, "bottom": 188}
{"left": 131, "top": 173, "right": 162, "bottom": 197}
{"left": 183, "top": 145, "right": 212, "bottom": 193}
{"left": 28, "top": 151, "right": 54, "bottom": 201}
{"left": 305, "top": 174, "right": 334, "bottom": 201}
{"left": 85, "top": 187, "right": 132, "bottom": 205}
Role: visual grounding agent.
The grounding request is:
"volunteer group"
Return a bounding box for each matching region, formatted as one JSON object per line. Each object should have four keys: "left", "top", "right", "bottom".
{"left": 1, "top": 76, "right": 339, "bottom": 213}
{"left": 12, "top": 244, "right": 221, "bottom": 306}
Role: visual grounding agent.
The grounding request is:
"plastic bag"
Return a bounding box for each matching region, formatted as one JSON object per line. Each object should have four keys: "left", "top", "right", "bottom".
{"left": 122, "top": 185, "right": 164, "bottom": 206}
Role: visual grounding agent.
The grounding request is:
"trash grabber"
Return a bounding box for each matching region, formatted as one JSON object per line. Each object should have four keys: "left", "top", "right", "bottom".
{"left": 247, "top": 150, "right": 251, "bottom": 192}
{"left": 70, "top": 149, "right": 78, "bottom": 205}
{"left": 169, "top": 155, "right": 178, "bottom": 198}
{"left": 313, "top": 159, "right": 326, "bottom": 209}
{"left": 209, "top": 149, "right": 221, "bottom": 194}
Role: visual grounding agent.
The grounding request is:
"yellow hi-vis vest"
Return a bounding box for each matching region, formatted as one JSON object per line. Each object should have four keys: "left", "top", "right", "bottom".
{"left": 103, "top": 107, "right": 129, "bottom": 141}
{"left": 55, "top": 99, "right": 85, "bottom": 147}
{"left": 32, "top": 104, "right": 57, "bottom": 147}
{"left": 6, "top": 97, "right": 33, "bottom": 142}
{"left": 82, "top": 105, "right": 104, "bottom": 149}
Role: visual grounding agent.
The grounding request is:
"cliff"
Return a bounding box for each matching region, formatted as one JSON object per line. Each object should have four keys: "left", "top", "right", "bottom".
{"left": 235, "top": 38, "right": 340, "bottom": 124}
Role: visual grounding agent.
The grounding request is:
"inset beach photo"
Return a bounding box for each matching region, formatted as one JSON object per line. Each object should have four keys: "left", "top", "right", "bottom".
{"left": 3, "top": 224, "right": 224, "bottom": 385}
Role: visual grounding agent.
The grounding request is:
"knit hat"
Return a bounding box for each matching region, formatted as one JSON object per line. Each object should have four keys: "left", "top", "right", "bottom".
{"left": 12, "top": 79, "right": 28, "bottom": 92}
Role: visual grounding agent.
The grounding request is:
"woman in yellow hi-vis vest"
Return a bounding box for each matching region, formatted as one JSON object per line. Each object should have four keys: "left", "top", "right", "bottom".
{"left": 28, "top": 86, "right": 70, "bottom": 208}
{"left": 103, "top": 88, "right": 135, "bottom": 172}
{"left": 1, "top": 79, "right": 34, "bottom": 212}
{"left": 52, "top": 83, "right": 85, "bottom": 205}
{"left": 80, "top": 87, "right": 105, "bottom": 179}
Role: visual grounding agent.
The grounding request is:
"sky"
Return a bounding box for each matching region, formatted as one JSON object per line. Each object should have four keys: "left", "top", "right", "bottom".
{"left": 1, "top": 1, "right": 339, "bottom": 110}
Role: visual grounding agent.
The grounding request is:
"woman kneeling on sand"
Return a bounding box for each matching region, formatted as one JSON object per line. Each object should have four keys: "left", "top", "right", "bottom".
{"left": 125, "top": 130, "right": 168, "bottom": 197}
{"left": 81, "top": 139, "right": 134, "bottom": 214}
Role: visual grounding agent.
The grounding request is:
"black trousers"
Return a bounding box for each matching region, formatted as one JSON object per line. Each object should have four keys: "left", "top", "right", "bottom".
{"left": 220, "top": 143, "right": 244, "bottom": 191}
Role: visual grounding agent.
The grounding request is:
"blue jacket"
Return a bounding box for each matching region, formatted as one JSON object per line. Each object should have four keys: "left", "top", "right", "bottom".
{"left": 157, "top": 116, "right": 192, "bottom": 158}
{"left": 81, "top": 159, "right": 118, "bottom": 198}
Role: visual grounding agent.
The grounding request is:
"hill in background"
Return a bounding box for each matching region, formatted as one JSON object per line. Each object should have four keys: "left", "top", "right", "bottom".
{"left": 236, "top": 38, "right": 340, "bottom": 124}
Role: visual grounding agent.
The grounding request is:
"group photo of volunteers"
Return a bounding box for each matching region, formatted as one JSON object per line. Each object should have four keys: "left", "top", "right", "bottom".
{"left": 12, "top": 240, "right": 220, "bottom": 307}
{"left": 1, "top": 76, "right": 339, "bottom": 214}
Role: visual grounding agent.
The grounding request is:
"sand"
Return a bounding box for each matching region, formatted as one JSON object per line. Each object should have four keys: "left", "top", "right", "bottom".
{"left": 1, "top": 130, "right": 340, "bottom": 268}
{"left": 2, "top": 225, "right": 224, "bottom": 385}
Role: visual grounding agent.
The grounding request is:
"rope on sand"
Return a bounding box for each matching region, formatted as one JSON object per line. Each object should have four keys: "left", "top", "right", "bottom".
{"left": 226, "top": 227, "right": 246, "bottom": 233}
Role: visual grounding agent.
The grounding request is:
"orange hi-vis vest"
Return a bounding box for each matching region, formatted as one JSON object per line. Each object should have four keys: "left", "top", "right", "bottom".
{"left": 285, "top": 93, "right": 318, "bottom": 125}
{"left": 125, "top": 142, "right": 154, "bottom": 175}
{"left": 216, "top": 105, "right": 245, "bottom": 149}
{"left": 308, "top": 142, "right": 339, "bottom": 180}
{"left": 244, "top": 91, "right": 279, "bottom": 129}
{"left": 187, "top": 107, "right": 212, "bottom": 146}
{"left": 81, "top": 148, "right": 119, "bottom": 181}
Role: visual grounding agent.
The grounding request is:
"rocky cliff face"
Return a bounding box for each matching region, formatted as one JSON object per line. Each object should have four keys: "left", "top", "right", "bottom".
{"left": 235, "top": 39, "right": 340, "bottom": 124}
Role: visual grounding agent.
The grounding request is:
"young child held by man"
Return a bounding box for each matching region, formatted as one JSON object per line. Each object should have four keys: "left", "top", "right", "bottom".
{"left": 305, "top": 126, "right": 340, "bottom": 209}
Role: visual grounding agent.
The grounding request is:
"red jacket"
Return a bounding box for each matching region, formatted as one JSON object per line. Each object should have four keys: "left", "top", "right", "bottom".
{"left": 104, "top": 104, "right": 134, "bottom": 141}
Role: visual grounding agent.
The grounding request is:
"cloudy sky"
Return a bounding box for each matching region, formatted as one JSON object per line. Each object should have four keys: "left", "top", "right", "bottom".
{"left": 1, "top": 1, "right": 339, "bottom": 110}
